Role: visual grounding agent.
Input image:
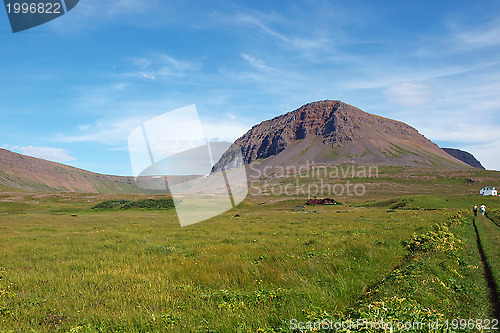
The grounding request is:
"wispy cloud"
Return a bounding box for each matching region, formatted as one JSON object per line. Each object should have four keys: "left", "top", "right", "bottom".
{"left": 201, "top": 118, "right": 251, "bottom": 143}
{"left": 227, "top": 8, "right": 334, "bottom": 57}
{"left": 385, "top": 82, "right": 433, "bottom": 107}
{"left": 58, "top": 106, "right": 252, "bottom": 148}
{"left": 139, "top": 72, "right": 155, "bottom": 80}
{"left": 18, "top": 146, "right": 76, "bottom": 163}
{"left": 71, "top": 82, "right": 131, "bottom": 111}
{"left": 60, "top": 115, "right": 152, "bottom": 146}
{"left": 232, "top": 10, "right": 290, "bottom": 40}
{"left": 240, "top": 54, "right": 273, "bottom": 72}
{"left": 124, "top": 52, "right": 200, "bottom": 80}
{"left": 423, "top": 122, "right": 500, "bottom": 145}
{"left": 2, "top": 144, "right": 20, "bottom": 150}
{"left": 452, "top": 16, "right": 500, "bottom": 50}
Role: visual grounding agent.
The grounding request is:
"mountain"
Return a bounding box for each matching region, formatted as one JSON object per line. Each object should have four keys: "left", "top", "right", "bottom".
{"left": 0, "top": 101, "right": 473, "bottom": 193}
{"left": 214, "top": 100, "right": 469, "bottom": 172}
{"left": 442, "top": 148, "right": 485, "bottom": 169}
{"left": 0, "top": 148, "right": 150, "bottom": 193}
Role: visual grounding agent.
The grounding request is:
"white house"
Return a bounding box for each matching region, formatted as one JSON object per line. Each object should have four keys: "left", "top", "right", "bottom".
{"left": 480, "top": 186, "right": 498, "bottom": 196}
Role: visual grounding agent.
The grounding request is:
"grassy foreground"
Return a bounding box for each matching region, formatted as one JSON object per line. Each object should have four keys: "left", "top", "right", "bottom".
{"left": 0, "top": 185, "right": 499, "bottom": 331}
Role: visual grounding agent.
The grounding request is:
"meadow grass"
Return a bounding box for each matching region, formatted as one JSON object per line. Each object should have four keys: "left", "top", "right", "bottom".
{"left": 0, "top": 187, "right": 499, "bottom": 332}
{"left": 475, "top": 213, "right": 500, "bottom": 299}
{"left": 350, "top": 211, "right": 494, "bottom": 320}
{"left": 0, "top": 202, "right": 420, "bottom": 332}
{"left": 486, "top": 210, "right": 500, "bottom": 226}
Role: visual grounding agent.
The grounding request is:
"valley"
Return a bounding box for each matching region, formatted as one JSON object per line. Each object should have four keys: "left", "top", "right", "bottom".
{"left": 1, "top": 167, "right": 499, "bottom": 332}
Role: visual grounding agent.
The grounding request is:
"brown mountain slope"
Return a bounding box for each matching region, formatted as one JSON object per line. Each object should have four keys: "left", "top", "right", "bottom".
{"left": 0, "top": 148, "right": 149, "bottom": 193}
{"left": 215, "top": 100, "right": 470, "bottom": 171}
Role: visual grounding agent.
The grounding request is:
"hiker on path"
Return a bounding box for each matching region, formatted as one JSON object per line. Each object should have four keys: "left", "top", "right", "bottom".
{"left": 473, "top": 204, "right": 478, "bottom": 216}
{"left": 480, "top": 204, "right": 486, "bottom": 215}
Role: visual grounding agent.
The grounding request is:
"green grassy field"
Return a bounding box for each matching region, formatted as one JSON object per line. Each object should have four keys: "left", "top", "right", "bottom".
{"left": 0, "top": 168, "right": 499, "bottom": 332}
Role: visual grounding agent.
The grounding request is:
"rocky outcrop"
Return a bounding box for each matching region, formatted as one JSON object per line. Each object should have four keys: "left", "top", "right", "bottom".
{"left": 442, "top": 148, "right": 485, "bottom": 169}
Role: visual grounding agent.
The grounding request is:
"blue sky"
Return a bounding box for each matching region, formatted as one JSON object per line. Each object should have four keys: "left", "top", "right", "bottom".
{"left": 1, "top": 0, "right": 499, "bottom": 175}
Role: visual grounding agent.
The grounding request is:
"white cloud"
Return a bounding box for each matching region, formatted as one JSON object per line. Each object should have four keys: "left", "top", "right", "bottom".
{"left": 453, "top": 17, "right": 500, "bottom": 50}
{"left": 403, "top": 115, "right": 500, "bottom": 171}
{"left": 139, "top": 72, "right": 156, "bottom": 80}
{"left": 71, "top": 82, "right": 134, "bottom": 110}
{"left": 59, "top": 111, "right": 251, "bottom": 149}
{"left": 241, "top": 54, "right": 273, "bottom": 72}
{"left": 19, "top": 146, "right": 76, "bottom": 163}
{"left": 234, "top": 12, "right": 289, "bottom": 40}
{"left": 230, "top": 10, "right": 333, "bottom": 56}
{"left": 428, "top": 125, "right": 500, "bottom": 145}
{"left": 201, "top": 118, "right": 251, "bottom": 143}
{"left": 61, "top": 115, "right": 151, "bottom": 145}
{"left": 113, "top": 82, "right": 129, "bottom": 90}
{"left": 125, "top": 52, "right": 200, "bottom": 80}
{"left": 2, "top": 144, "right": 20, "bottom": 150}
{"left": 385, "top": 82, "right": 433, "bottom": 107}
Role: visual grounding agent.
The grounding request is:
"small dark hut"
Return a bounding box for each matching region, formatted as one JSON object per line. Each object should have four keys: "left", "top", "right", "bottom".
{"left": 306, "top": 198, "right": 340, "bottom": 205}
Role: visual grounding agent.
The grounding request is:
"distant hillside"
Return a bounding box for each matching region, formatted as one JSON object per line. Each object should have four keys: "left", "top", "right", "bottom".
{"left": 442, "top": 148, "right": 485, "bottom": 169}
{"left": 215, "top": 100, "right": 470, "bottom": 171}
{"left": 0, "top": 148, "right": 154, "bottom": 193}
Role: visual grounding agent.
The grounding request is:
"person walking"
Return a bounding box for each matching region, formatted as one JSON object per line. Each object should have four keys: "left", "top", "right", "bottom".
{"left": 480, "top": 204, "right": 486, "bottom": 215}
{"left": 473, "top": 204, "right": 478, "bottom": 216}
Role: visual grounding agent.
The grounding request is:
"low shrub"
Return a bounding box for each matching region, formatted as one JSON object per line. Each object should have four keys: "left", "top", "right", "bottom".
{"left": 120, "top": 198, "right": 175, "bottom": 210}
{"left": 92, "top": 199, "right": 175, "bottom": 210}
{"left": 405, "top": 224, "right": 461, "bottom": 253}
{"left": 92, "top": 200, "right": 131, "bottom": 209}
{"left": 298, "top": 297, "right": 446, "bottom": 333}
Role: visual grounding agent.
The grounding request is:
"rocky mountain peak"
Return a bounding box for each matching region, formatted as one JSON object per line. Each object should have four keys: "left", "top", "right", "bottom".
{"left": 214, "top": 100, "right": 470, "bottom": 171}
